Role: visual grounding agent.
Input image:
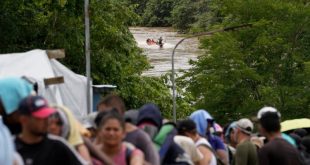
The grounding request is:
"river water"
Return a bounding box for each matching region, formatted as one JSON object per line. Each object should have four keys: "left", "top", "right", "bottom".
{"left": 130, "top": 27, "right": 201, "bottom": 77}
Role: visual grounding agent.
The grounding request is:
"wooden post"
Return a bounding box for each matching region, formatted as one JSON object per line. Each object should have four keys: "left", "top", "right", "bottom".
{"left": 46, "top": 49, "right": 65, "bottom": 59}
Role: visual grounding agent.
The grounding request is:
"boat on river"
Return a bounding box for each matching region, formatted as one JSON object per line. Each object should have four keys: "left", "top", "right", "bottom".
{"left": 146, "top": 38, "right": 164, "bottom": 48}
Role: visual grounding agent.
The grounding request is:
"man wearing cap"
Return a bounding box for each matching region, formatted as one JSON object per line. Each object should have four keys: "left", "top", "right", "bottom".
{"left": 257, "top": 107, "right": 301, "bottom": 165}
{"left": 14, "top": 95, "right": 86, "bottom": 165}
{"left": 232, "top": 118, "right": 258, "bottom": 165}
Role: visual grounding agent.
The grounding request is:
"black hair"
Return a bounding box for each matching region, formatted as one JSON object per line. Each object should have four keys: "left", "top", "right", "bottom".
{"left": 95, "top": 111, "right": 110, "bottom": 128}
{"left": 177, "top": 119, "right": 197, "bottom": 135}
{"left": 96, "top": 109, "right": 125, "bottom": 130}
{"left": 49, "top": 112, "right": 63, "bottom": 126}
{"left": 259, "top": 112, "right": 281, "bottom": 132}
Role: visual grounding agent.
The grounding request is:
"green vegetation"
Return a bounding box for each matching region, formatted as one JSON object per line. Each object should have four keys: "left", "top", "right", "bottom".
{"left": 0, "top": 0, "right": 173, "bottom": 117}
{"left": 141, "top": 0, "right": 175, "bottom": 27}
{"left": 178, "top": 0, "right": 310, "bottom": 122}
{"left": 1, "top": 0, "right": 309, "bottom": 121}
{"left": 128, "top": 0, "right": 310, "bottom": 122}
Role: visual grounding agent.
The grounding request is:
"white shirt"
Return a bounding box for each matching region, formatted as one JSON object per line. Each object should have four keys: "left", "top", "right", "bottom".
{"left": 196, "top": 138, "right": 217, "bottom": 165}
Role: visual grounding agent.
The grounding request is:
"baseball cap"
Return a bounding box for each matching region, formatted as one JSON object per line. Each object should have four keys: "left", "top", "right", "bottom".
{"left": 257, "top": 106, "right": 281, "bottom": 120}
{"left": 18, "top": 96, "right": 56, "bottom": 119}
{"left": 236, "top": 118, "right": 253, "bottom": 135}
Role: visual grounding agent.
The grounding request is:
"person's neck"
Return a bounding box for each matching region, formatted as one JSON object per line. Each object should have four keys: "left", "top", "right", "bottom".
{"left": 102, "top": 143, "right": 123, "bottom": 156}
{"left": 192, "top": 134, "right": 201, "bottom": 142}
{"left": 266, "top": 131, "right": 282, "bottom": 141}
{"left": 19, "top": 130, "right": 43, "bottom": 144}
{"left": 237, "top": 134, "right": 250, "bottom": 144}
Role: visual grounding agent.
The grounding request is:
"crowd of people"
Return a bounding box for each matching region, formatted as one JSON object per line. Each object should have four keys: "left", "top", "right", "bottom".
{"left": 1, "top": 76, "right": 310, "bottom": 165}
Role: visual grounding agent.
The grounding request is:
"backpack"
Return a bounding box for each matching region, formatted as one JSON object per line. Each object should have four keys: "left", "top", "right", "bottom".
{"left": 153, "top": 123, "right": 192, "bottom": 165}
{"left": 198, "top": 143, "right": 226, "bottom": 165}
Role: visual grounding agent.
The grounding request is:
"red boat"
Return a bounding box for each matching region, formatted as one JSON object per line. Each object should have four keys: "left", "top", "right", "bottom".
{"left": 146, "top": 38, "right": 164, "bottom": 48}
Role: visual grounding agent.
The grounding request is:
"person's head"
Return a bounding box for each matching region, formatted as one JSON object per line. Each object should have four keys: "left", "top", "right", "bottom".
{"left": 137, "top": 103, "right": 162, "bottom": 128}
{"left": 18, "top": 96, "right": 56, "bottom": 137}
{"left": 97, "top": 94, "right": 126, "bottom": 115}
{"left": 177, "top": 119, "right": 197, "bottom": 139}
{"left": 294, "top": 129, "right": 308, "bottom": 138}
{"left": 256, "top": 107, "right": 281, "bottom": 137}
{"left": 189, "top": 109, "right": 214, "bottom": 136}
{"left": 258, "top": 112, "right": 281, "bottom": 137}
{"left": 0, "top": 77, "right": 33, "bottom": 122}
{"left": 48, "top": 112, "right": 63, "bottom": 136}
{"left": 97, "top": 111, "right": 126, "bottom": 147}
{"left": 124, "top": 109, "right": 139, "bottom": 125}
{"left": 47, "top": 107, "right": 70, "bottom": 138}
{"left": 224, "top": 122, "right": 237, "bottom": 145}
{"left": 234, "top": 118, "right": 253, "bottom": 143}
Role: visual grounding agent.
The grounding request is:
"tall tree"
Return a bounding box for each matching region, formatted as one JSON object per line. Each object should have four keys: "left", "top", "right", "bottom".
{"left": 179, "top": 0, "right": 310, "bottom": 122}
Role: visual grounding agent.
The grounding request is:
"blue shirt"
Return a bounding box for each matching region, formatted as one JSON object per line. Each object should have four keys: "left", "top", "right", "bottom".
{"left": 208, "top": 134, "right": 226, "bottom": 151}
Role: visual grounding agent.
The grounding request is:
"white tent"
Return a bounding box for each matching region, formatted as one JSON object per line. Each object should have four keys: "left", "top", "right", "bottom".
{"left": 0, "top": 49, "right": 89, "bottom": 121}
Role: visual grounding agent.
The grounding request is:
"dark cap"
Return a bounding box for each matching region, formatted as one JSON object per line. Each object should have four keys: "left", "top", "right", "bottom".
{"left": 19, "top": 95, "right": 56, "bottom": 118}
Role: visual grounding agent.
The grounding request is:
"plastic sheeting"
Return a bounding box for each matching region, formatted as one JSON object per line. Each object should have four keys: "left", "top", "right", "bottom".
{"left": 0, "top": 49, "right": 89, "bottom": 121}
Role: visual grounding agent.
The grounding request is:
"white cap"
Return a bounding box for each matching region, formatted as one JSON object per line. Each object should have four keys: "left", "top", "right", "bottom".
{"left": 236, "top": 118, "right": 253, "bottom": 135}
{"left": 257, "top": 106, "right": 281, "bottom": 120}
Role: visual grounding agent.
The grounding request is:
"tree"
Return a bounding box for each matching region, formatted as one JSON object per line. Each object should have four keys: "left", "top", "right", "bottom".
{"left": 126, "top": 0, "right": 148, "bottom": 17}
{"left": 170, "top": 0, "right": 197, "bottom": 33}
{"left": 179, "top": 0, "right": 310, "bottom": 123}
{"left": 142, "top": 0, "right": 175, "bottom": 26}
{"left": 0, "top": 0, "right": 174, "bottom": 116}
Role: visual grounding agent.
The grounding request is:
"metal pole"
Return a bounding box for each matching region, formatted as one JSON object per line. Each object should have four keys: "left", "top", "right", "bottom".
{"left": 84, "top": 0, "right": 91, "bottom": 114}
{"left": 172, "top": 39, "right": 185, "bottom": 123}
{"left": 171, "top": 24, "right": 252, "bottom": 122}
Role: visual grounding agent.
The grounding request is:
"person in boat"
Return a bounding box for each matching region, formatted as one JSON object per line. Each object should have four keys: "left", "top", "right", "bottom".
{"left": 158, "top": 37, "right": 163, "bottom": 48}
{"left": 146, "top": 38, "right": 156, "bottom": 45}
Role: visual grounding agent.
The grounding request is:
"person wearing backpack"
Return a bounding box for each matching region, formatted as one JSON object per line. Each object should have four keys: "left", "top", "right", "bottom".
{"left": 137, "top": 103, "right": 192, "bottom": 165}
{"left": 190, "top": 110, "right": 229, "bottom": 165}
{"left": 177, "top": 119, "right": 217, "bottom": 165}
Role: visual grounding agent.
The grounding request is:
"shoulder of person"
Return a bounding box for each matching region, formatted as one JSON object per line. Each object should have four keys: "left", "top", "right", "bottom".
{"left": 47, "top": 134, "right": 88, "bottom": 164}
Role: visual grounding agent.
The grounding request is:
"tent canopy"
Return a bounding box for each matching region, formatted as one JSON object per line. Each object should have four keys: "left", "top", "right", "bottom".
{"left": 0, "top": 49, "right": 89, "bottom": 122}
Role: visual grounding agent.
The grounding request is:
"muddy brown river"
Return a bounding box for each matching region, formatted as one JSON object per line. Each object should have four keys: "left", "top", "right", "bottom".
{"left": 130, "top": 27, "right": 201, "bottom": 77}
